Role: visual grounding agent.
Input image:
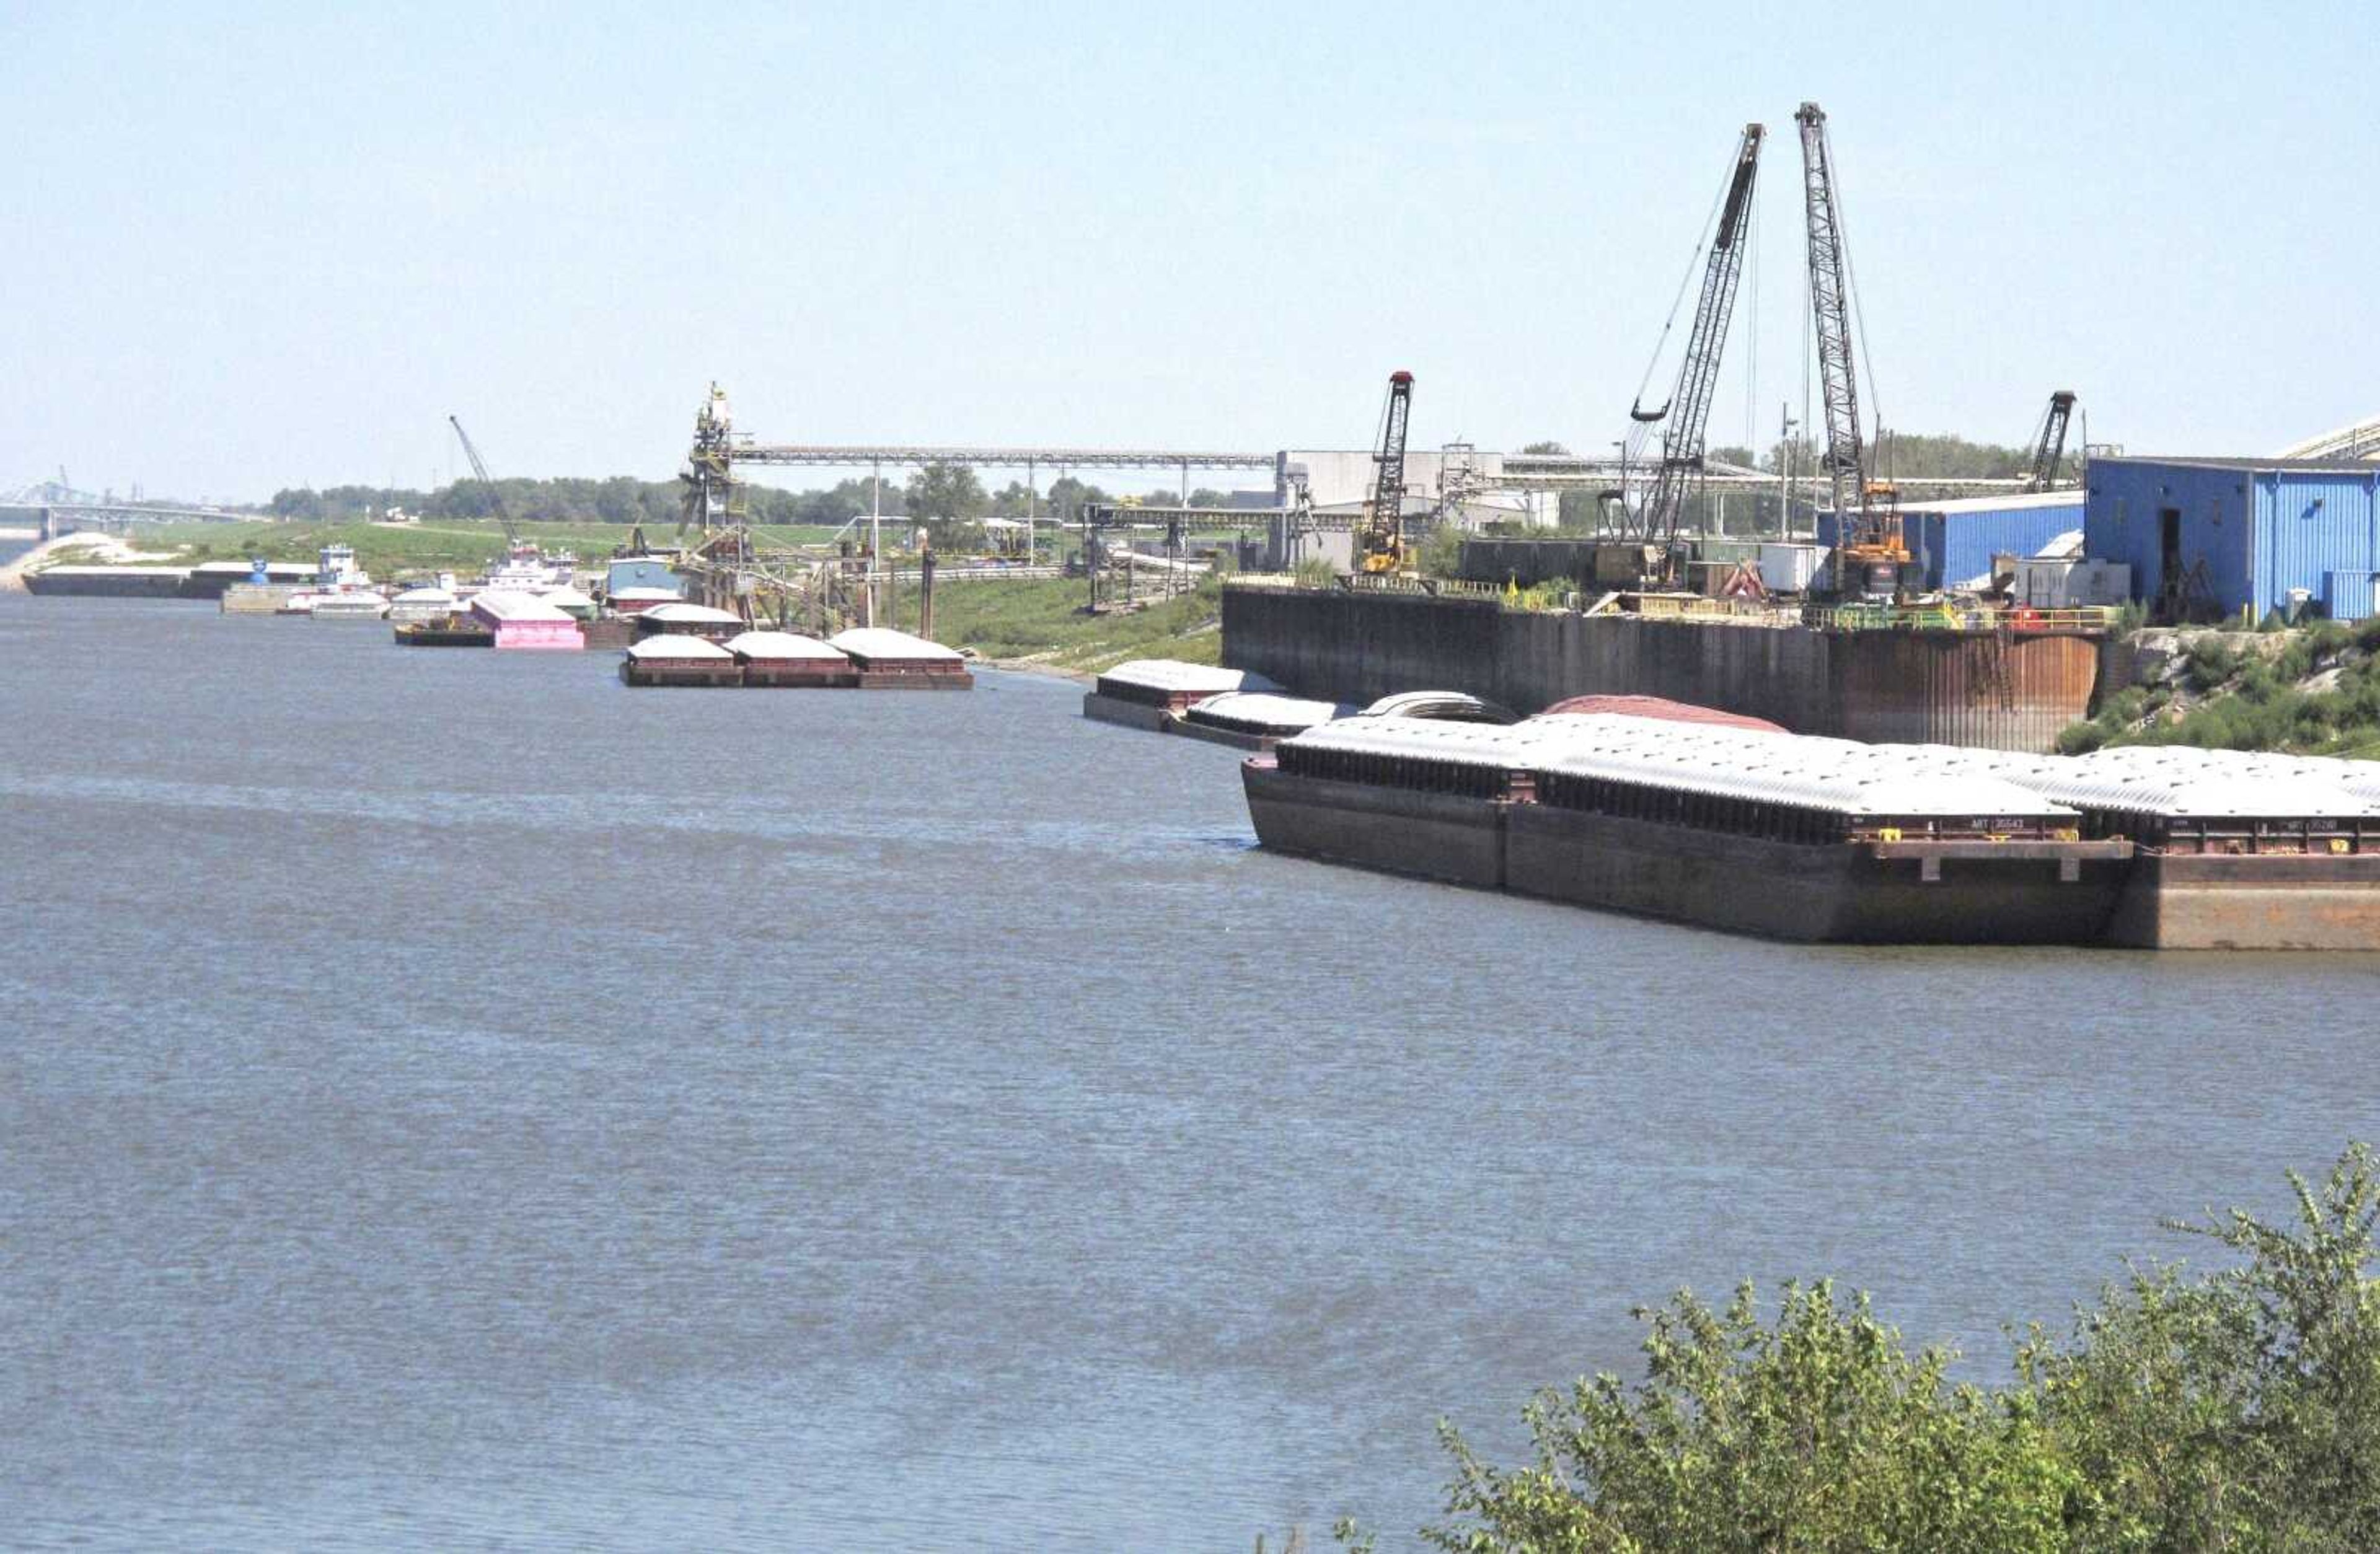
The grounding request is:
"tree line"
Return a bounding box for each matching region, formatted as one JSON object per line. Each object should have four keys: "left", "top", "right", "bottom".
{"left": 264, "top": 466, "right": 1247, "bottom": 532}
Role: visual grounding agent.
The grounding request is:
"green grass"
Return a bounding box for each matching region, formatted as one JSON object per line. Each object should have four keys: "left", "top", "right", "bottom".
{"left": 2057, "top": 620, "right": 2380, "bottom": 755}
{"left": 79, "top": 517, "right": 849, "bottom": 580}
{"left": 923, "top": 574, "right": 1223, "bottom": 674}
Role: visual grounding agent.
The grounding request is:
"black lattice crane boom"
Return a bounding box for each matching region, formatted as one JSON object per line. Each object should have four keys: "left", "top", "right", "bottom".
{"left": 1358, "top": 371, "right": 1414, "bottom": 574}
{"left": 1629, "top": 123, "right": 1765, "bottom": 542}
{"left": 1794, "top": 102, "right": 1905, "bottom": 592}
{"left": 446, "top": 415, "right": 519, "bottom": 548}
{"left": 2024, "top": 390, "right": 2078, "bottom": 493}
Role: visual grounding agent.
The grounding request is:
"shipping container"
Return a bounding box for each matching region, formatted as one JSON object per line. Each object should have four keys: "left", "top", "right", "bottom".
{"left": 1758, "top": 542, "right": 1827, "bottom": 594}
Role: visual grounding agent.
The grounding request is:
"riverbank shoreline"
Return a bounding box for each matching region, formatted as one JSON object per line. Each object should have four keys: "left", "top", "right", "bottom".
{"left": 975, "top": 654, "right": 1093, "bottom": 686}
{"left": 0, "top": 533, "right": 185, "bottom": 592}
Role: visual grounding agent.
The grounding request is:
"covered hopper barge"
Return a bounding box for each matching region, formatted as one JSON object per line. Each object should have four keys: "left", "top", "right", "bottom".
{"left": 1243, "top": 712, "right": 2380, "bottom": 949}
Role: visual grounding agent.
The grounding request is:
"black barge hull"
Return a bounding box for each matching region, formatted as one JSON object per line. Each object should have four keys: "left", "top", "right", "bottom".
{"left": 1242, "top": 762, "right": 2134, "bottom": 946}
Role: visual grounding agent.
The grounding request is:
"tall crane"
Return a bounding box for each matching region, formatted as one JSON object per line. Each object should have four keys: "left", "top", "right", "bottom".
{"left": 2023, "top": 390, "right": 2078, "bottom": 492}
{"left": 1795, "top": 102, "right": 1905, "bottom": 594}
{"left": 1626, "top": 123, "right": 1765, "bottom": 542}
{"left": 447, "top": 415, "right": 519, "bottom": 548}
{"left": 1357, "top": 371, "right": 1414, "bottom": 574}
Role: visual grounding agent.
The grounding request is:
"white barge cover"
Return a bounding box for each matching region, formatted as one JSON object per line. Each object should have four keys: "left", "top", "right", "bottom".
{"left": 471, "top": 590, "right": 574, "bottom": 623}
{"left": 625, "top": 636, "right": 733, "bottom": 661}
{"left": 639, "top": 601, "right": 745, "bottom": 625}
{"left": 1185, "top": 691, "right": 1351, "bottom": 734}
{"left": 2081, "top": 744, "right": 2380, "bottom": 809}
{"left": 1099, "top": 659, "right": 1276, "bottom": 696}
{"left": 1898, "top": 746, "right": 2378, "bottom": 820}
{"left": 1286, "top": 714, "right": 2075, "bottom": 820}
{"left": 724, "top": 631, "right": 847, "bottom": 661}
{"left": 826, "top": 627, "right": 963, "bottom": 662}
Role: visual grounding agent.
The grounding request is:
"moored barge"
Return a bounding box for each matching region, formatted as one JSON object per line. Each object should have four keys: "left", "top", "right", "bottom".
{"left": 1913, "top": 744, "right": 2380, "bottom": 950}
{"left": 1173, "top": 690, "right": 1347, "bottom": 750}
{"left": 621, "top": 636, "right": 741, "bottom": 687}
{"left": 1246, "top": 716, "right": 2129, "bottom": 942}
{"left": 726, "top": 630, "right": 857, "bottom": 688}
{"left": 395, "top": 613, "right": 494, "bottom": 647}
{"left": 1246, "top": 709, "right": 2380, "bottom": 949}
{"left": 1083, "top": 660, "right": 1278, "bottom": 732}
{"left": 825, "top": 627, "right": 974, "bottom": 689}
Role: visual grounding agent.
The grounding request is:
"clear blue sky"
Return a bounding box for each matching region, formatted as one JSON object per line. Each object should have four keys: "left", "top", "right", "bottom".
{"left": 4, "top": 1, "right": 2372, "bottom": 501}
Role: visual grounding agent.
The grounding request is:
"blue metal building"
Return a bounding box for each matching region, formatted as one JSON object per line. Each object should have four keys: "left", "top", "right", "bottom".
{"left": 2083, "top": 455, "right": 2380, "bottom": 621}
{"left": 1817, "top": 491, "right": 2083, "bottom": 590}
{"left": 605, "top": 556, "right": 682, "bottom": 597}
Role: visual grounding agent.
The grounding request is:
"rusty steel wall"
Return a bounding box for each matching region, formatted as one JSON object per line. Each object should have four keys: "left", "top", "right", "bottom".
{"left": 1829, "top": 632, "right": 2101, "bottom": 752}
{"left": 1220, "top": 588, "right": 2101, "bottom": 751}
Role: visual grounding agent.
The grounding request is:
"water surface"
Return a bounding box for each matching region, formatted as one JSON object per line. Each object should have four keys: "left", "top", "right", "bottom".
{"left": 2, "top": 594, "right": 2374, "bottom": 1549}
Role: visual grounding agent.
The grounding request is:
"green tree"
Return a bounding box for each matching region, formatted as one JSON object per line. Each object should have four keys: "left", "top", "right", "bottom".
{"left": 1401, "top": 1145, "right": 2380, "bottom": 1554}
{"left": 906, "top": 460, "right": 989, "bottom": 548}
{"left": 2023, "top": 1143, "right": 2380, "bottom": 1553}
{"left": 1044, "top": 475, "right": 1111, "bottom": 527}
{"left": 1426, "top": 1281, "right": 2074, "bottom": 1553}
{"left": 908, "top": 460, "right": 989, "bottom": 521}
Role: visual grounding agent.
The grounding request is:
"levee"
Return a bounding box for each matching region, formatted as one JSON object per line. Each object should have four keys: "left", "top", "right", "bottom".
{"left": 1220, "top": 585, "right": 2101, "bottom": 752}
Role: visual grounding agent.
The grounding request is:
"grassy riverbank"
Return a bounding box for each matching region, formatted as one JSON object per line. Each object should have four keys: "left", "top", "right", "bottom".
{"left": 2060, "top": 618, "right": 2380, "bottom": 756}
{"left": 67, "top": 519, "right": 847, "bottom": 580}
{"left": 927, "top": 574, "right": 1224, "bottom": 675}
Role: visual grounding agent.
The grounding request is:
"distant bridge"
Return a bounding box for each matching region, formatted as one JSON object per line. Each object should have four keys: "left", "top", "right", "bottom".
{"left": 0, "top": 503, "right": 264, "bottom": 541}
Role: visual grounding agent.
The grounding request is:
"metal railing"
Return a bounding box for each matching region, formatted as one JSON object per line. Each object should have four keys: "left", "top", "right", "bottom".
{"left": 1223, "top": 575, "right": 2120, "bottom": 633}
{"left": 1802, "top": 601, "right": 2120, "bottom": 634}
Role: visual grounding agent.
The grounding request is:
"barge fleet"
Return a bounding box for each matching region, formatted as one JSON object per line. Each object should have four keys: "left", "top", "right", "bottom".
{"left": 1083, "top": 659, "right": 1507, "bottom": 748}
{"left": 1243, "top": 711, "right": 2380, "bottom": 949}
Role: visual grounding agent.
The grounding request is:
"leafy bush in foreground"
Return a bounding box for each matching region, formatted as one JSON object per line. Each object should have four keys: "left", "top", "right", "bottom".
{"left": 1382, "top": 1145, "right": 2380, "bottom": 1554}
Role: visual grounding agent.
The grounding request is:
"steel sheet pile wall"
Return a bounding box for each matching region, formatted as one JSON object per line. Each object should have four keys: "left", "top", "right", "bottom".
{"left": 1221, "top": 587, "right": 2099, "bottom": 751}
{"left": 1825, "top": 631, "right": 2100, "bottom": 750}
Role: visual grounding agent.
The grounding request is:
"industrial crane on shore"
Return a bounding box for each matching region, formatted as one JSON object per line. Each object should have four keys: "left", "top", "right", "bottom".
{"left": 1623, "top": 122, "right": 1765, "bottom": 543}
{"left": 1795, "top": 101, "right": 1906, "bottom": 595}
{"left": 1357, "top": 371, "right": 1414, "bottom": 574}
{"left": 446, "top": 415, "right": 519, "bottom": 549}
{"left": 2024, "top": 390, "right": 2079, "bottom": 492}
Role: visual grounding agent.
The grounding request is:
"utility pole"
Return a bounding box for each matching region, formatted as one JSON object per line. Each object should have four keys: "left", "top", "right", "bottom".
{"left": 868, "top": 458, "right": 882, "bottom": 626}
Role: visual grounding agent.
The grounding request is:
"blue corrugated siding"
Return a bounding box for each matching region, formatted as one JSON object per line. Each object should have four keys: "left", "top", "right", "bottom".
{"left": 2324, "top": 571, "right": 2380, "bottom": 621}
{"left": 606, "top": 558, "right": 681, "bottom": 594}
{"left": 2084, "top": 460, "right": 2257, "bottom": 616}
{"left": 2254, "top": 471, "right": 2380, "bottom": 620}
{"left": 1922, "top": 503, "right": 2084, "bottom": 590}
{"left": 1815, "top": 501, "right": 2082, "bottom": 589}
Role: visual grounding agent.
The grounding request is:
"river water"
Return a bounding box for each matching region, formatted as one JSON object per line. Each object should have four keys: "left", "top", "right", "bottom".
{"left": 3, "top": 594, "right": 2376, "bottom": 1550}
